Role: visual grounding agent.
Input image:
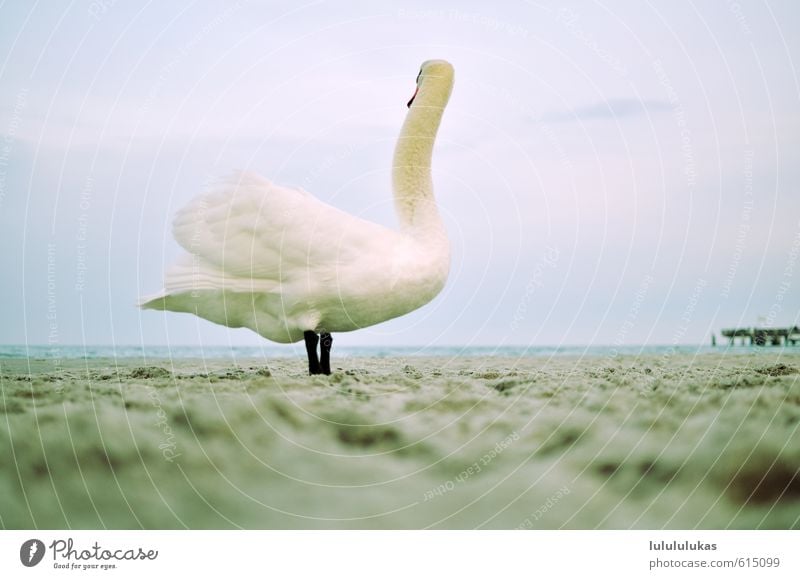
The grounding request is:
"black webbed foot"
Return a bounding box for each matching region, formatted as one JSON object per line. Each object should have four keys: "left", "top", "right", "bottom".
{"left": 320, "top": 332, "right": 333, "bottom": 375}
{"left": 304, "top": 331, "right": 321, "bottom": 375}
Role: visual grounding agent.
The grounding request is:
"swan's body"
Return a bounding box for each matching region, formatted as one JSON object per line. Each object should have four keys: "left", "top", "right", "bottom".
{"left": 140, "top": 60, "right": 454, "bottom": 371}
{"left": 141, "top": 172, "right": 447, "bottom": 344}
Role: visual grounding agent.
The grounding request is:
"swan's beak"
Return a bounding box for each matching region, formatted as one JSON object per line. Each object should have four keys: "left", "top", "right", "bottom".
{"left": 407, "top": 86, "right": 418, "bottom": 108}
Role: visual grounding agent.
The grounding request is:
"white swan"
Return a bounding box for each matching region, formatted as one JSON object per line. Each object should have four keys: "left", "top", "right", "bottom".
{"left": 140, "top": 60, "right": 454, "bottom": 374}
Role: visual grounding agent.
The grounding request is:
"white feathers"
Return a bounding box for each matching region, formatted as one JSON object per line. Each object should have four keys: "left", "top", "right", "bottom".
{"left": 140, "top": 61, "right": 455, "bottom": 344}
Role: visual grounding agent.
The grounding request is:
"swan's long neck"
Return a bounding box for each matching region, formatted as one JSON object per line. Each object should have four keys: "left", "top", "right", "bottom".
{"left": 392, "top": 65, "right": 453, "bottom": 237}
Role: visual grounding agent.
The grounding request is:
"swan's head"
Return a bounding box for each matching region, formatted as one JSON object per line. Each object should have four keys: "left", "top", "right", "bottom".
{"left": 407, "top": 59, "right": 454, "bottom": 108}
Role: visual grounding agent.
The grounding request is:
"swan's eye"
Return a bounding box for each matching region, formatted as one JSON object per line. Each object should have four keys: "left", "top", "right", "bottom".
{"left": 416, "top": 70, "right": 422, "bottom": 84}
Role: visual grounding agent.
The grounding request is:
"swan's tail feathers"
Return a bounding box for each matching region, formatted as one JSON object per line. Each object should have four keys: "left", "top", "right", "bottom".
{"left": 139, "top": 255, "right": 280, "bottom": 314}
{"left": 138, "top": 293, "right": 168, "bottom": 310}
{"left": 138, "top": 290, "right": 205, "bottom": 316}
{"left": 138, "top": 255, "right": 212, "bottom": 311}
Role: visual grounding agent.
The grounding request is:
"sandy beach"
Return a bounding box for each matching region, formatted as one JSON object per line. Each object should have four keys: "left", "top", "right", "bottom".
{"left": 1, "top": 352, "right": 798, "bottom": 529}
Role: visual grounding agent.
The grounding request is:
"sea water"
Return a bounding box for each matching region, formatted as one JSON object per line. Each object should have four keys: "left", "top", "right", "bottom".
{"left": 0, "top": 343, "right": 791, "bottom": 360}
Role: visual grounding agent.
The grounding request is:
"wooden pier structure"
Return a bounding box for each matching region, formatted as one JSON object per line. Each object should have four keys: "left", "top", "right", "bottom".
{"left": 720, "top": 326, "right": 800, "bottom": 346}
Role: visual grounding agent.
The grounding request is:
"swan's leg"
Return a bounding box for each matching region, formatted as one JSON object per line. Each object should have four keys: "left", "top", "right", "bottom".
{"left": 320, "top": 332, "right": 333, "bottom": 375}
{"left": 304, "top": 331, "right": 321, "bottom": 375}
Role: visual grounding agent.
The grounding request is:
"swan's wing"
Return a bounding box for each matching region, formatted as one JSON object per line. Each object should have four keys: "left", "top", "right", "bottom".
{"left": 171, "top": 171, "right": 396, "bottom": 281}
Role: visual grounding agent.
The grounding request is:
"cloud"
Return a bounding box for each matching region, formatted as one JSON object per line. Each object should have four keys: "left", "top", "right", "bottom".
{"left": 539, "top": 98, "right": 672, "bottom": 123}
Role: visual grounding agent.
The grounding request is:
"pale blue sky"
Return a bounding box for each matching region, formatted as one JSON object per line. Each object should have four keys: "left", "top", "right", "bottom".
{"left": 1, "top": 0, "right": 798, "bottom": 349}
